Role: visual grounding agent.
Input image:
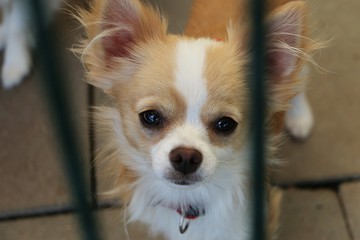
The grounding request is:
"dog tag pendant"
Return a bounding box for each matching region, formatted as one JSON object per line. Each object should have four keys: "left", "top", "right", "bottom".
{"left": 179, "top": 213, "right": 190, "bottom": 234}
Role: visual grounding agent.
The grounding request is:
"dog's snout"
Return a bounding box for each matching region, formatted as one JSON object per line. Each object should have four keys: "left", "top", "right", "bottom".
{"left": 169, "top": 147, "right": 203, "bottom": 175}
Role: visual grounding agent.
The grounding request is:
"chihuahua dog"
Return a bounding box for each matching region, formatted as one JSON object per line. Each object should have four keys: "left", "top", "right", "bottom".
{"left": 77, "top": 0, "right": 316, "bottom": 239}
{"left": 0, "top": 0, "right": 61, "bottom": 89}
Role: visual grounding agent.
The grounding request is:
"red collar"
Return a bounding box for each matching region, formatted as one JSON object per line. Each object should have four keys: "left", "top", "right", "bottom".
{"left": 176, "top": 205, "right": 205, "bottom": 220}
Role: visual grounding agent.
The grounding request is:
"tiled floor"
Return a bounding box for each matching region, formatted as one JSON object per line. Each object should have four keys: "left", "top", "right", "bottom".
{"left": 1, "top": 0, "right": 360, "bottom": 239}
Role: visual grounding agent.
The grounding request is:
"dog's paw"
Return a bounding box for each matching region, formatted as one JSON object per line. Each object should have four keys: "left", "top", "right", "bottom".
{"left": 285, "top": 93, "right": 314, "bottom": 140}
{"left": 1, "top": 45, "right": 31, "bottom": 89}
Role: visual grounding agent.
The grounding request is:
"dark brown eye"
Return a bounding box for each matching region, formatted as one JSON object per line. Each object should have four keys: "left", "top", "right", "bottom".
{"left": 213, "top": 117, "right": 238, "bottom": 135}
{"left": 139, "top": 110, "right": 164, "bottom": 129}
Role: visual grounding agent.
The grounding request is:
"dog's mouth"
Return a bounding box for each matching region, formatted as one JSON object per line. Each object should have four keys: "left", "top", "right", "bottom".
{"left": 172, "top": 179, "right": 195, "bottom": 186}
{"left": 165, "top": 172, "right": 204, "bottom": 186}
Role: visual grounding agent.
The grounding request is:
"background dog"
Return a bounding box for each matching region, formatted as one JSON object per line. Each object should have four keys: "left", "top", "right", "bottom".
{"left": 0, "top": 0, "right": 61, "bottom": 89}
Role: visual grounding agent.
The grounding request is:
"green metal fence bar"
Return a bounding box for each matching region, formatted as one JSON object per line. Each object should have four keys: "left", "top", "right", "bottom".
{"left": 88, "top": 85, "right": 98, "bottom": 208}
{"left": 27, "top": 1, "right": 101, "bottom": 240}
{"left": 250, "top": 0, "right": 266, "bottom": 239}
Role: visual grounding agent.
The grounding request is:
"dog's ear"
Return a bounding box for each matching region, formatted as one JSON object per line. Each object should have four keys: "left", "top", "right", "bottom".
{"left": 265, "top": 2, "right": 308, "bottom": 106}
{"left": 100, "top": 0, "right": 166, "bottom": 60}
{"left": 266, "top": 2, "right": 306, "bottom": 80}
{"left": 79, "top": 0, "right": 167, "bottom": 91}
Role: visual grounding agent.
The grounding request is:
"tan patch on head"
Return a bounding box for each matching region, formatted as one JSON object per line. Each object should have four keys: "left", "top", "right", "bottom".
{"left": 109, "top": 36, "right": 187, "bottom": 151}
{"left": 185, "top": 0, "right": 246, "bottom": 39}
{"left": 202, "top": 41, "right": 250, "bottom": 147}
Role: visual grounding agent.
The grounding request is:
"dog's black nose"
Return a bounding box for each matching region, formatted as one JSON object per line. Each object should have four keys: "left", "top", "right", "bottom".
{"left": 169, "top": 148, "right": 203, "bottom": 175}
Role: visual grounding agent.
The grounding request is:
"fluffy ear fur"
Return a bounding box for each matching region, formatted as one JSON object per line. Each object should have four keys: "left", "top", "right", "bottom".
{"left": 266, "top": 2, "right": 306, "bottom": 80}
{"left": 227, "top": 1, "right": 309, "bottom": 110}
{"left": 226, "top": 1, "right": 311, "bottom": 133}
{"left": 77, "top": 0, "right": 167, "bottom": 91}
{"left": 265, "top": 2, "right": 307, "bottom": 108}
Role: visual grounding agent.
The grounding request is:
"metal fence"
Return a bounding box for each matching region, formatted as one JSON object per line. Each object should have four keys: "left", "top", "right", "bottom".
{"left": 0, "top": 0, "right": 267, "bottom": 239}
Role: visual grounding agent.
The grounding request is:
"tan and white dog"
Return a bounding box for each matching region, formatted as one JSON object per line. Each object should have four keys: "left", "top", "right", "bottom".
{"left": 77, "top": 0, "right": 317, "bottom": 239}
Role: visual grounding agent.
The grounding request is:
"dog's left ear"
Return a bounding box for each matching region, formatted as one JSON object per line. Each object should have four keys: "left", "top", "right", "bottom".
{"left": 265, "top": 1, "right": 306, "bottom": 81}
{"left": 265, "top": 2, "right": 307, "bottom": 106}
{"left": 228, "top": 2, "right": 308, "bottom": 108}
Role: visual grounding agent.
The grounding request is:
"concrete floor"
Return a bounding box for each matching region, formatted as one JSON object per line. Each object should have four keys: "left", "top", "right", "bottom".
{"left": 1, "top": 0, "right": 360, "bottom": 239}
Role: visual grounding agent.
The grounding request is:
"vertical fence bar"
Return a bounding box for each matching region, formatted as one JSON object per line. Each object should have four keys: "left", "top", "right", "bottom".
{"left": 88, "top": 85, "right": 98, "bottom": 208}
{"left": 27, "top": 1, "right": 101, "bottom": 240}
{"left": 250, "top": 0, "right": 266, "bottom": 239}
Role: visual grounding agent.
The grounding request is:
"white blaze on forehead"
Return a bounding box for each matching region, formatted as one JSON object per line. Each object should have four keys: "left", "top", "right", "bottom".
{"left": 174, "top": 39, "right": 217, "bottom": 125}
{"left": 151, "top": 39, "right": 221, "bottom": 181}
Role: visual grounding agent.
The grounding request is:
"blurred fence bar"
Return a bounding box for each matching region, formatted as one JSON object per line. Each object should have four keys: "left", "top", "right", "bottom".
{"left": 27, "top": 1, "right": 101, "bottom": 240}
{"left": 250, "top": 0, "right": 267, "bottom": 239}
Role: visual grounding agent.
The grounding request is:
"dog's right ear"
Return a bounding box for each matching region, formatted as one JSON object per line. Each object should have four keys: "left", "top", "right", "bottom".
{"left": 78, "top": 0, "right": 167, "bottom": 91}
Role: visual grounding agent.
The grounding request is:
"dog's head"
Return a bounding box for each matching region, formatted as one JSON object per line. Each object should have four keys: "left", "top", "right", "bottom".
{"left": 79, "top": 0, "right": 309, "bottom": 205}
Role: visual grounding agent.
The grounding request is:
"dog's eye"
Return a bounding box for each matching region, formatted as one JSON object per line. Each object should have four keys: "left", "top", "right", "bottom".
{"left": 213, "top": 117, "right": 238, "bottom": 135}
{"left": 139, "top": 110, "right": 164, "bottom": 128}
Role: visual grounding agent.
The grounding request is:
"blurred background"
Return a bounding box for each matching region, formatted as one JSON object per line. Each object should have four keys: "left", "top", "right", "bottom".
{"left": 0, "top": 0, "right": 359, "bottom": 239}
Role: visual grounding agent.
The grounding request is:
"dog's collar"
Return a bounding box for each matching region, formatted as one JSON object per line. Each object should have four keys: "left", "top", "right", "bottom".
{"left": 176, "top": 205, "right": 206, "bottom": 220}
{"left": 177, "top": 205, "right": 205, "bottom": 234}
{"left": 162, "top": 204, "right": 205, "bottom": 234}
